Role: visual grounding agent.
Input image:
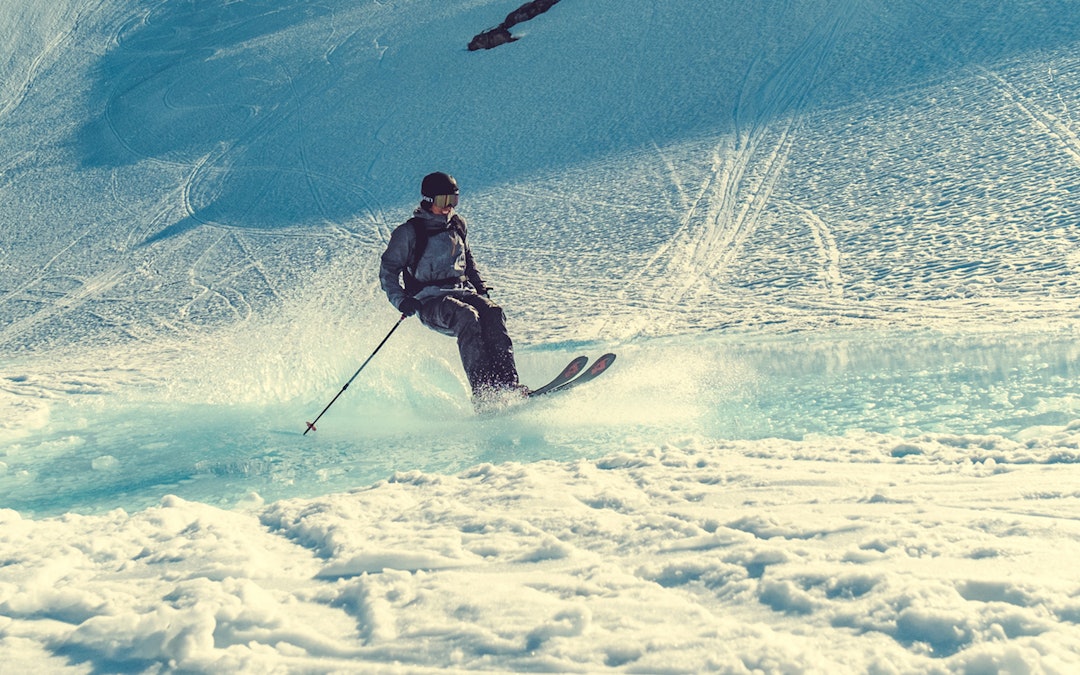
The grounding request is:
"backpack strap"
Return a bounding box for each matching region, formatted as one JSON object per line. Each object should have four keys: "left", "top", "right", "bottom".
{"left": 405, "top": 217, "right": 429, "bottom": 272}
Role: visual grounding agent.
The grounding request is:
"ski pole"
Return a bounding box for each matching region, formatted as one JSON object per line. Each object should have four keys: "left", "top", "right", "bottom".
{"left": 304, "top": 314, "right": 407, "bottom": 435}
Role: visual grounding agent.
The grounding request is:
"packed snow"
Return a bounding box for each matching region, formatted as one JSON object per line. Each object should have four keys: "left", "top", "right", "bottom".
{"left": 2, "top": 0, "right": 1080, "bottom": 672}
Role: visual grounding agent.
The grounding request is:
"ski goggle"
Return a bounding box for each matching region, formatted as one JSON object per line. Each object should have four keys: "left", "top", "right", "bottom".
{"left": 432, "top": 194, "right": 459, "bottom": 209}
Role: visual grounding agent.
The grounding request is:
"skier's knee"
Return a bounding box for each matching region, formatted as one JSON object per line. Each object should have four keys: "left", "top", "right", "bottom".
{"left": 449, "top": 304, "right": 481, "bottom": 332}
{"left": 477, "top": 303, "right": 505, "bottom": 331}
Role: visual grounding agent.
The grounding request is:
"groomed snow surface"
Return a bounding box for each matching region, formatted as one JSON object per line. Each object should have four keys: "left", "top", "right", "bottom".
{"left": 3, "top": 0, "right": 1080, "bottom": 672}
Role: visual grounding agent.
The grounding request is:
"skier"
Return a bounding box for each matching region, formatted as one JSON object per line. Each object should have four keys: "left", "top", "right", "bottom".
{"left": 379, "top": 172, "right": 527, "bottom": 405}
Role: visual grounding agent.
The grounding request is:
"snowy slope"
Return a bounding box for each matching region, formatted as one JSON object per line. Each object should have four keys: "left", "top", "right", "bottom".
{"left": 2, "top": 0, "right": 1080, "bottom": 672}
{"left": 2, "top": 0, "right": 1079, "bottom": 355}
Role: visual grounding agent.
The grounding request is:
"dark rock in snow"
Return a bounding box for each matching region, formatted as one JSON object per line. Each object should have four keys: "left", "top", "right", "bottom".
{"left": 468, "top": 0, "right": 561, "bottom": 51}
{"left": 468, "top": 26, "right": 516, "bottom": 51}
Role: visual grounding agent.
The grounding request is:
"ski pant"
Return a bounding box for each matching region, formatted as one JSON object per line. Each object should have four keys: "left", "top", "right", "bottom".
{"left": 418, "top": 292, "right": 519, "bottom": 394}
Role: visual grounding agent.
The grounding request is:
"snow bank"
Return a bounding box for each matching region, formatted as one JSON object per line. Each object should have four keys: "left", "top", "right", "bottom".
{"left": 3, "top": 431, "right": 1079, "bottom": 672}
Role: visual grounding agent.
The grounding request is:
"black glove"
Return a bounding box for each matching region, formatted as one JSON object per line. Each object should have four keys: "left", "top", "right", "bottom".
{"left": 399, "top": 296, "right": 423, "bottom": 317}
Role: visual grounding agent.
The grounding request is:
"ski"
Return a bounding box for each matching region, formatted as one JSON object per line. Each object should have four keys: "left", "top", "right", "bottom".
{"left": 529, "top": 352, "right": 616, "bottom": 398}
{"left": 528, "top": 355, "right": 589, "bottom": 397}
{"left": 474, "top": 354, "right": 615, "bottom": 414}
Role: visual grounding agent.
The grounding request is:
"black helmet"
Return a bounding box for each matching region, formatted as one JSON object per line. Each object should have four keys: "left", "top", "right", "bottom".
{"left": 421, "top": 171, "right": 459, "bottom": 198}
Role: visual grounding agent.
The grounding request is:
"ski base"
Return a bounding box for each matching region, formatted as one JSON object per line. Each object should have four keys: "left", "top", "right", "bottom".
{"left": 529, "top": 353, "right": 616, "bottom": 399}
{"left": 474, "top": 354, "right": 616, "bottom": 414}
{"left": 529, "top": 355, "right": 589, "bottom": 397}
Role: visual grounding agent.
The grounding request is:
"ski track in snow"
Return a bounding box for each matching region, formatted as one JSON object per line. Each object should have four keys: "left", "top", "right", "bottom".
{"left": 787, "top": 201, "right": 844, "bottom": 298}
{"left": 595, "top": 43, "right": 1080, "bottom": 340}
{"left": 982, "top": 66, "right": 1080, "bottom": 168}
{"left": 596, "top": 7, "right": 849, "bottom": 339}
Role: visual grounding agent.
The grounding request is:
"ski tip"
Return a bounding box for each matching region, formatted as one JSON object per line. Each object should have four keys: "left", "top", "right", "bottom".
{"left": 567, "top": 355, "right": 589, "bottom": 375}
{"left": 587, "top": 353, "right": 616, "bottom": 375}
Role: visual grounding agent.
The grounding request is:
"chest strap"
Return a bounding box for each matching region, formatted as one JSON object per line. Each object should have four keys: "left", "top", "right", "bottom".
{"left": 404, "top": 275, "right": 468, "bottom": 295}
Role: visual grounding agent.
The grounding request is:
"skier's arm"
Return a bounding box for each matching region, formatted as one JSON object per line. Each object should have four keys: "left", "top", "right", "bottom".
{"left": 379, "top": 225, "right": 413, "bottom": 311}
{"left": 456, "top": 216, "right": 488, "bottom": 295}
{"left": 463, "top": 243, "right": 488, "bottom": 296}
